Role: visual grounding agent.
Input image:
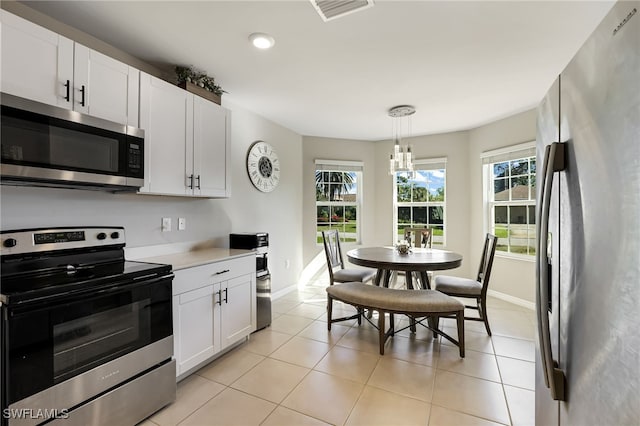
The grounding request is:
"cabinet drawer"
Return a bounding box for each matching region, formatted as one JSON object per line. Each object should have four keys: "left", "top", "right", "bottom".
{"left": 173, "top": 255, "right": 255, "bottom": 295}
{"left": 179, "top": 285, "right": 214, "bottom": 304}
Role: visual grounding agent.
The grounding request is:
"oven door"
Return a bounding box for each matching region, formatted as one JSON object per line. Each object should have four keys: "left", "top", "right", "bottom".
{"left": 2, "top": 274, "right": 172, "bottom": 412}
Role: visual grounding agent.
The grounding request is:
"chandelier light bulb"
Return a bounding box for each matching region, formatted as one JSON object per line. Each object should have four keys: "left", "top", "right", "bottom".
{"left": 388, "top": 105, "right": 416, "bottom": 176}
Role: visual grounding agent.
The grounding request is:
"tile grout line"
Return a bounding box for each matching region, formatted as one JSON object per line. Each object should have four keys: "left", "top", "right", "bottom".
{"left": 492, "top": 332, "right": 515, "bottom": 426}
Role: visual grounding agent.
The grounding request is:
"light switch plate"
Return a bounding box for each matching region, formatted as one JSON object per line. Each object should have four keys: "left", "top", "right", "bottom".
{"left": 162, "top": 217, "right": 171, "bottom": 232}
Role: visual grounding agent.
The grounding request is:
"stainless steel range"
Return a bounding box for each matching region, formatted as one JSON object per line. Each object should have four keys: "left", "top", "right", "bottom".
{"left": 0, "top": 227, "right": 176, "bottom": 426}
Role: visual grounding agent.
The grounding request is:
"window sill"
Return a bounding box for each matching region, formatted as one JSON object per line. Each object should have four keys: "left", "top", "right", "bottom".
{"left": 494, "top": 252, "right": 536, "bottom": 263}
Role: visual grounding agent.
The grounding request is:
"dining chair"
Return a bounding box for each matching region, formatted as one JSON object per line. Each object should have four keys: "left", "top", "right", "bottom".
{"left": 403, "top": 227, "right": 432, "bottom": 249}
{"left": 322, "top": 229, "right": 377, "bottom": 324}
{"left": 400, "top": 227, "right": 433, "bottom": 289}
{"left": 322, "top": 229, "right": 376, "bottom": 286}
{"left": 434, "top": 233, "right": 497, "bottom": 335}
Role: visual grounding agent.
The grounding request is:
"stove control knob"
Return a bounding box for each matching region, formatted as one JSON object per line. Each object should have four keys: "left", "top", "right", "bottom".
{"left": 3, "top": 238, "right": 17, "bottom": 248}
{"left": 97, "top": 232, "right": 107, "bottom": 240}
{"left": 111, "top": 232, "right": 120, "bottom": 239}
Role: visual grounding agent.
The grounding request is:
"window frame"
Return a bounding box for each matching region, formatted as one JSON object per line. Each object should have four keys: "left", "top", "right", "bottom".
{"left": 315, "top": 159, "right": 363, "bottom": 245}
{"left": 392, "top": 157, "right": 447, "bottom": 247}
{"left": 482, "top": 142, "right": 537, "bottom": 261}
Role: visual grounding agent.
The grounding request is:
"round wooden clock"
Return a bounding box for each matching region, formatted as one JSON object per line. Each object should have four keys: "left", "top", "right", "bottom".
{"left": 246, "top": 141, "right": 280, "bottom": 192}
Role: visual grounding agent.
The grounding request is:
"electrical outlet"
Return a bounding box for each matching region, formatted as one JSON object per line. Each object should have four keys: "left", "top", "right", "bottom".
{"left": 161, "top": 217, "right": 171, "bottom": 232}
{"left": 178, "top": 217, "right": 186, "bottom": 231}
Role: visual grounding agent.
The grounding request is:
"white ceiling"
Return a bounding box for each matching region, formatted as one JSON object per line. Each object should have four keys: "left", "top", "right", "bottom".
{"left": 24, "top": 0, "right": 615, "bottom": 141}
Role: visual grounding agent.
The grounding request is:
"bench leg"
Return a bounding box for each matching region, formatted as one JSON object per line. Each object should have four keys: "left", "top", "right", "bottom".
{"left": 357, "top": 307, "right": 363, "bottom": 326}
{"left": 456, "top": 311, "right": 465, "bottom": 358}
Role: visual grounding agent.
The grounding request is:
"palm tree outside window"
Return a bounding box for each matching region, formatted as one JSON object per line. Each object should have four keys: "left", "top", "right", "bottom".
{"left": 315, "top": 160, "right": 363, "bottom": 244}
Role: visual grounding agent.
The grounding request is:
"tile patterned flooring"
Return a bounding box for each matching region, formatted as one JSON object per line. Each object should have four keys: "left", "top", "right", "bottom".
{"left": 141, "top": 278, "right": 536, "bottom": 426}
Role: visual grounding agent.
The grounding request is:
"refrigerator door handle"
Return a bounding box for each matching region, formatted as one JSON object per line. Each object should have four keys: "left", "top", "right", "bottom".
{"left": 537, "top": 141, "right": 566, "bottom": 401}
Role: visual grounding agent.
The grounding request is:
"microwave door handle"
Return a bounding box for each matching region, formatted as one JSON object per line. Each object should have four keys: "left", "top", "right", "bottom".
{"left": 536, "top": 142, "right": 566, "bottom": 401}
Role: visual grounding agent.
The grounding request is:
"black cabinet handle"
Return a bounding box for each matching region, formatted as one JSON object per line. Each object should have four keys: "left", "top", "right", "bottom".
{"left": 188, "top": 174, "right": 194, "bottom": 189}
{"left": 64, "top": 80, "right": 70, "bottom": 102}
{"left": 196, "top": 175, "right": 201, "bottom": 189}
{"left": 223, "top": 288, "right": 228, "bottom": 303}
{"left": 216, "top": 289, "right": 222, "bottom": 306}
{"left": 215, "top": 269, "right": 230, "bottom": 275}
{"left": 80, "top": 85, "right": 86, "bottom": 106}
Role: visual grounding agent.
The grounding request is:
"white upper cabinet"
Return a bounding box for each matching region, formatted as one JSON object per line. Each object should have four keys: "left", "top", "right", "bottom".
{"left": 139, "top": 74, "right": 191, "bottom": 196}
{"left": 139, "top": 72, "right": 230, "bottom": 198}
{"left": 0, "top": 10, "right": 139, "bottom": 127}
{"left": 192, "top": 95, "right": 230, "bottom": 197}
{"left": 73, "top": 44, "right": 140, "bottom": 127}
{"left": 1, "top": 10, "right": 73, "bottom": 107}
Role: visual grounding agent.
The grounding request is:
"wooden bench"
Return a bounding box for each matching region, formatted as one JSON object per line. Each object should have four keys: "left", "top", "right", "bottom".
{"left": 326, "top": 282, "right": 465, "bottom": 357}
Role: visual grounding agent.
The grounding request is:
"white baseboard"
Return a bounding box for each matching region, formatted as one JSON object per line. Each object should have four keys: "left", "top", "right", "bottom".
{"left": 272, "top": 284, "right": 298, "bottom": 300}
{"left": 487, "top": 289, "right": 535, "bottom": 310}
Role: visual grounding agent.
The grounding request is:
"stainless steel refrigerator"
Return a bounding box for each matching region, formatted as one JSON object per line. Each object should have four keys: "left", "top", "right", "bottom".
{"left": 535, "top": 2, "right": 639, "bottom": 425}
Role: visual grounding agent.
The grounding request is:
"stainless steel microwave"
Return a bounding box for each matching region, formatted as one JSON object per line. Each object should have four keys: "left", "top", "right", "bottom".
{"left": 1, "top": 93, "right": 144, "bottom": 191}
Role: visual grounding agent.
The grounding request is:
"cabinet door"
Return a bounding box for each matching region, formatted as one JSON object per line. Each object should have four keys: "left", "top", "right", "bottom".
{"left": 221, "top": 273, "right": 256, "bottom": 349}
{"left": 139, "top": 73, "right": 192, "bottom": 195}
{"left": 73, "top": 44, "right": 139, "bottom": 126}
{"left": 0, "top": 10, "right": 73, "bottom": 108}
{"left": 193, "top": 96, "right": 230, "bottom": 197}
{"left": 174, "top": 285, "right": 218, "bottom": 376}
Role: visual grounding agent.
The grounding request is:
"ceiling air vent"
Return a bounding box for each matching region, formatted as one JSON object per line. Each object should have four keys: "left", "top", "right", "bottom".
{"left": 310, "top": 0, "right": 374, "bottom": 22}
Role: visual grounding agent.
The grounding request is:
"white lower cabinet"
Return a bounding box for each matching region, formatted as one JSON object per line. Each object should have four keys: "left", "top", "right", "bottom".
{"left": 220, "top": 274, "right": 255, "bottom": 349}
{"left": 172, "top": 255, "right": 256, "bottom": 377}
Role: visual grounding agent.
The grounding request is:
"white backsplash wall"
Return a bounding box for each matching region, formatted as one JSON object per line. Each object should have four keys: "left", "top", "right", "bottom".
{"left": 0, "top": 102, "right": 303, "bottom": 295}
{"left": 0, "top": 186, "right": 228, "bottom": 247}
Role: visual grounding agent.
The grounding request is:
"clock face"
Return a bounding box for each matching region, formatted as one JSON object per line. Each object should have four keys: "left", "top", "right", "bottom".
{"left": 247, "top": 141, "right": 280, "bottom": 192}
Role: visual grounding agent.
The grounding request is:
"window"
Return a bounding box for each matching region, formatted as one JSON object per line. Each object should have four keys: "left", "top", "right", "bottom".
{"left": 315, "top": 160, "right": 362, "bottom": 244}
{"left": 393, "top": 158, "right": 447, "bottom": 246}
{"left": 482, "top": 142, "right": 536, "bottom": 257}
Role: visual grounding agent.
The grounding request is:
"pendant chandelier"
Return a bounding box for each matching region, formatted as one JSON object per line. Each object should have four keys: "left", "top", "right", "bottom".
{"left": 388, "top": 105, "right": 416, "bottom": 177}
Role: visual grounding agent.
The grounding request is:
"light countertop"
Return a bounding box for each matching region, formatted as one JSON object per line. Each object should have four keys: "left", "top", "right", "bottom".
{"left": 135, "top": 248, "right": 254, "bottom": 271}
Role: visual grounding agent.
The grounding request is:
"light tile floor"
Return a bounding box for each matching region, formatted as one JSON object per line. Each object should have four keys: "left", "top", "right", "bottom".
{"left": 142, "top": 277, "right": 536, "bottom": 426}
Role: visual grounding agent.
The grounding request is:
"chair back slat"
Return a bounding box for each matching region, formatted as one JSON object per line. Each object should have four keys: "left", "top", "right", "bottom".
{"left": 477, "top": 233, "right": 498, "bottom": 294}
{"left": 322, "top": 230, "right": 344, "bottom": 284}
{"left": 403, "top": 227, "right": 433, "bottom": 248}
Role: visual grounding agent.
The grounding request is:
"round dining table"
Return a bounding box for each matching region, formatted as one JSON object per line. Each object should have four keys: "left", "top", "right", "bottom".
{"left": 346, "top": 246, "right": 463, "bottom": 289}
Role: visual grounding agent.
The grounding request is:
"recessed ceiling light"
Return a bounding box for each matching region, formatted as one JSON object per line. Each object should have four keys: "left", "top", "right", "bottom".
{"left": 249, "top": 33, "right": 275, "bottom": 49}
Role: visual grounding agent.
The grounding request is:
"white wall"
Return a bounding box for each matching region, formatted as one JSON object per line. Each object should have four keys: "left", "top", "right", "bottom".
{"left": 468, "top": 109, "right": 537, "bottom": 303}
{"left": 222, "top": 100, "right": 303, "bottom": 294}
